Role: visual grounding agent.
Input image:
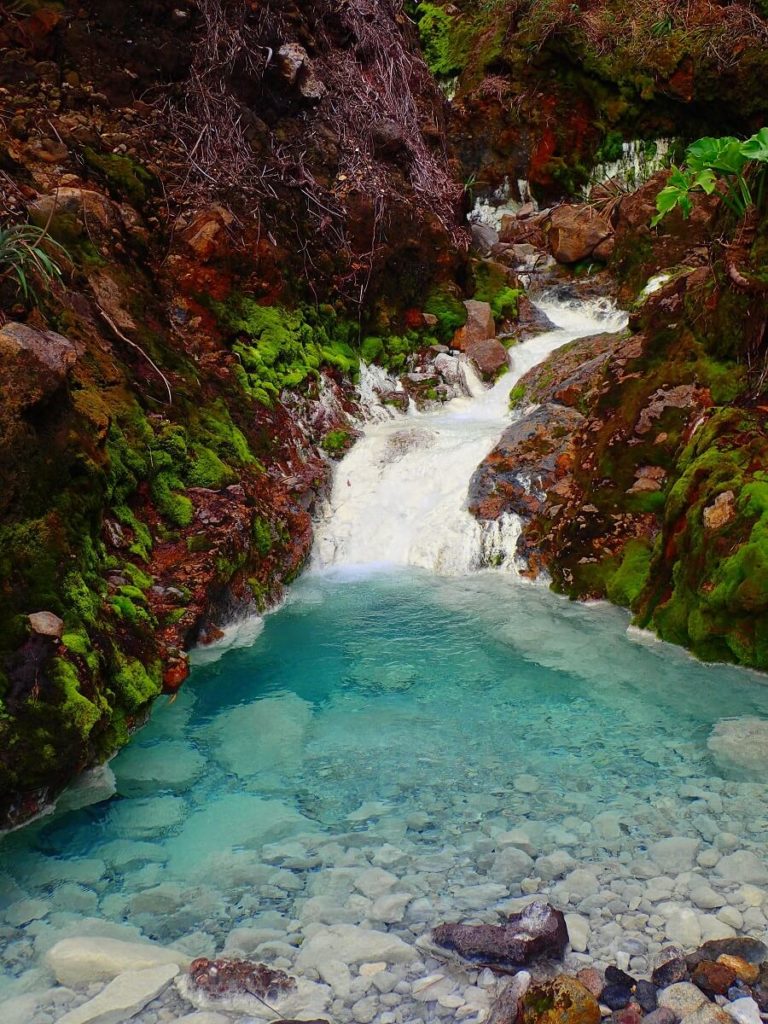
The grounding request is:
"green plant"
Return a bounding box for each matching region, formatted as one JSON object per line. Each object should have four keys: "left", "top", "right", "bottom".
{"left": 652, "top": 129, "right": 768, "bottom": 225}
{"left": 0, "top": 222, "right": 65, "bottom": 304}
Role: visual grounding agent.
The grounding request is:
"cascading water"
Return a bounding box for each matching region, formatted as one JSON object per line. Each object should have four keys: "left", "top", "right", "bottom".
{"left": 313, "top": 292, "right": 627, "bottom": 575}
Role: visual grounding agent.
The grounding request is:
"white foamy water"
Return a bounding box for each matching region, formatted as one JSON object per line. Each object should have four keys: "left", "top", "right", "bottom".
{"left": 312, "top": 293, "right": 627, "bottom": 574}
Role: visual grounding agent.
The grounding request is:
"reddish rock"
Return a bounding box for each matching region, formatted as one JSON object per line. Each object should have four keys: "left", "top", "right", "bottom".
{"left": 467, "top": 337, "right": 508, "bottom": 380}
{"left": 452, "top": 299, "right": 495, "bottom": 351}
{"left": 163, "top": 658, "right": 190, "bottom": 693}
{"left": 612, "top": 1005, "right": 644, "bottom": 1024}
{"left": 691, "top": 960, "right": 736, "bottom": 996}
{"left": 577, "top": 969, "right": 604, "bottom": 998}
{"left": 433, "top": 901, "right": 568, "bottom": 968}
{"left": 547, "top": 206, "right": 613, "bottom": 264}
{"left": 0, "top": 322, "right": 77, "bottom": 410}
{"left": 716, "top": 955, "right": 759, "bottom": 985}
{"left": 187, "top": 958, "right": 295, "bottom": 1001}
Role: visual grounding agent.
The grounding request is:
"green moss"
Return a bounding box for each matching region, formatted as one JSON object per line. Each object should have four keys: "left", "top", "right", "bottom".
{"left": 52, "top": 657, "right": 102, "bottom": 741}
{"left": 415, "top": 2, "right": 472, "bottom": 77}
{"left": 82, "top": 147, "right": 154, "bottom": 205}
{"left": 251, "top": 516, "right": 274, "bottom": 556}
{"left": 187, "top": 447, "right": 236, "bottom": 489}
{"left": 606, "top": 539, "right": 653, "bottom": 608}
{"left": 424, "top": 288, "right": 467, "bottom": 343}
{"left": 151, "top": 472, "right": 194, "bottom": 528}
{"left": 509, "top": 382, "right": 527, "bottom": 408}
{"left": 321, "top": 429, "right": 354, "bottom": 456}
{"left": 112, "top": 656, "right": 162, "bottom": 712}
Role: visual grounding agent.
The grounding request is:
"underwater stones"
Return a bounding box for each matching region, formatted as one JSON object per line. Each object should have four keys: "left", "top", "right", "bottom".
{"left": 717, "top": 957, "right": 760, "bottom": 985}
{"left": 490, "top": 846, "right": 535, "bottom": 883}
{"left": 725, "top": 998, "right": 763, "bottom": 1024}
{"left": 522, "top": 975, "right": 600, "bottom": 1024}
{"left": 56, "top": 963, "right": 179, "bottom": 1024}
{"left": 57, "top": 764, "right": 116, "bottom": 813}
{"left": 46, "top": 936, "right": 189, "bottom": 987}
{"left": 164, "top": 794, "right": 313, "bottom": 874}
{"left": 107, "top": 795, "right": 186, "bottom": 838}
{"left": 432, "top": 901, "right": 568, "bottom": 967}
{"left": 689, "top": 939, "right": 768, "bottom": 966}
{"left": 707, "top": 719, "right": 768, "bottom": 778}
{"left": 715, "top": 852, "right": 768, "bottom": 885}
{"left": 179, "top": 958, "right": 330, "bottom": 1018}
{"left": 296, "top": 924, "right": 418, "bottom": 970}
{"left": 546, "top": 206, "right": 612, "bottom": 264}
{"left": 649, "top": 838, "right": 701, "bottom": 874}
{"left": 565, "top": 914, "right": 590, "bottom": 953}
{"left": 206, "top": 694, "right": 312, "bottom": 778}
{"left": 657, "top": 984, "right": 708, "bottom": 1016}
{"left": 354, "top": 867, "right": 398, "bottom": 899}
{"left": 114, "top": 741, "right": 205, "bottom": 796}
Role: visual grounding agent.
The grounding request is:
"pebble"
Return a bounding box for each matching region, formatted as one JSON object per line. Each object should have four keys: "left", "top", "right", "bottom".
{"left": 724, "top": 998, "right": 762, "bottom": 1024}
{"left": 657, "top": 983, "right": 708, "bottom": 1016}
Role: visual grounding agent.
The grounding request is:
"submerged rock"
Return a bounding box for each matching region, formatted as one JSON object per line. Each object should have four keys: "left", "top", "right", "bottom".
{"left": 521, "top": 975, "right": 600, "bottom": 1024}
{"left": 707, "top": 718, "right": 768, "bottom": 778}
{"left": 57, "top": 963, "right": 179, "bottom": 1024}
{"left": 46, "top": 935, "right": 189, "bottom": 987}
{"left": 178, "top": 957, "right": 331, "bottom": 1018}
{"left": 432, "top": 901, "right": 568, "bottom": 967}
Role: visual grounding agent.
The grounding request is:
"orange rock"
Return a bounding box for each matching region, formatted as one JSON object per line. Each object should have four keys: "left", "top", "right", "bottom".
{"left": 702, "top": 490, "right": 736, "bottom": 531}
{"left": 163, "top": 658, "right": 190, "bottom": 693}
{"left": 716, "top": 954, "right": 759, "bottom": 984}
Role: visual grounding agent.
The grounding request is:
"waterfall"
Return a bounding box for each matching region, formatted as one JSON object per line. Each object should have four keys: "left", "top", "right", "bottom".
{"left": 312, "top": 293, "right": 627, "bottom": 575}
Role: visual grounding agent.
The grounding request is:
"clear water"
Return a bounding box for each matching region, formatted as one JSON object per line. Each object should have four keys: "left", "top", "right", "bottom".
{"left": 2, "top": 571, "right": 768, "bottom": 1016}
{"left": 2, "top": 294, "right": 767, "bottom": 1021}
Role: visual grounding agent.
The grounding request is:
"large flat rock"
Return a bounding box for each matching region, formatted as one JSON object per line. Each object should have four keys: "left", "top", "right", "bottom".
{"left": 47, "top": 936, "right": 189, "bottom": 986}
{"left": 57, "top": 963, "right": 179, "bottom": 1024}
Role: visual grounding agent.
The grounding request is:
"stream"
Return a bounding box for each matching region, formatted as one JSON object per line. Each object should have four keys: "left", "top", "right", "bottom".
{"left": 2, "top": 293, "right": 768, "bottom": 1024}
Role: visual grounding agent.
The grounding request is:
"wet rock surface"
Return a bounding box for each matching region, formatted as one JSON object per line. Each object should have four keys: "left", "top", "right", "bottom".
{"left": 433, "top": 901, "right": 569, "bottom": 967}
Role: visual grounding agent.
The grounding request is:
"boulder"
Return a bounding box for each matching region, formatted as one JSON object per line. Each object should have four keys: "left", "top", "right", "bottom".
{"left": 521, "top": 976, "right": 600, "bottom": 1024}
{"left": 471, "top": 221, "right": 500, "bottom": 255}
{"left": 467, "top": 337, "right": 508, "bottom": 380}
{"left": 432, "top": 901, "right": 568, "bottom": 968}
{"left": 546, "top": 206, "right": 612, "bottom": 264}
{"left": 0, "top": 321, "right": 77, "bottom": 410}
{"left": 452, "top": 300, "right": 495, "bottom": 350}
{"left": 649, "top": 837, "right": 701, "bottom": 874}
{"left": 708, "top": 718, "right": 768, "bottom": 778}
{"left": 29, "top": 187, "right": 115, "bottom": 232}
{"left": 652, "top": 946, "right": 689, "bottom": 987}
{"left": 56, "top": 963, "right": 178, "bottom": 1024}
{"left": 46, "top": 936, "right": 189, "bottom": 986}
{"left": 715, "top": 851, "right": 768, "bottom": 885}
{"left": 28, "top": 611, "right": 64, "bottom": 638}
{"left": 296, "top": 924, "right": 418, "bottom": 970}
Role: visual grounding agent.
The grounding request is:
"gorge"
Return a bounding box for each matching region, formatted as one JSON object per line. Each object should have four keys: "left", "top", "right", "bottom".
{"left": 1, "top": 1, "right": 768, "bottom": 1023}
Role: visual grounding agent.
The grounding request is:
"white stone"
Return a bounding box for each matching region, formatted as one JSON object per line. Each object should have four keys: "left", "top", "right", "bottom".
{"left": 173, "top": 1014, "right": 231, "bottom": 1024}
{"left": 717, "top": 906, "right": 743, "bottom": 929}
{"left": 46, "top": 937, "right": 189, "bottom": 987}
{"left": 739, "top": 884, "right": 766, "bottom": 907}
{"left": 354, "top": 867, "right": 398, "bottom": 899}
{"left": 352, "top": 996, "right": 379, "bottom": 1023}
{"left": 296, "top": 924, "right": 418, "bottom": 970}
{"left": 513, "top": 774, "right": 540, "bottom": 794}
{"left": 698, "top": 915, "right": 736, "bottom": 942}
{"left": 359, "top": 962, "right": 387, "bottom": 977}
{"left": 490, "top": 846, "right": 534, "bottom": 883}
{"left": 114, "top": 741, "right": 205, "bottom": 795}
{"left": 56, "top": 963, "right": 179, "bottom": 1024}
{"left": 163, "top": 794, "right": 315, "bottom": 874}
{"left": 370, "top": 892, "right": 412, "bottom": 923}
{"left": 536, "top": 850, "right": 575, "bottom": 881}
{"left": 317, "top": 958, "right": 352, "bottom": 998}
{"left": 107, "top": 796, "right": 186, "bottom": 838}
{"left": 663, "top": 907, "right": 702, "bottom": 946}
{"left": 657, "top": 983, "right": 708, "bottom": 1016}
{"left": 716, "top": 851, "right": 768, "bottom": 884}
{"left": 649, "top": 837, "right": 701, "bottom": 873}
{"left": 348, "top": 801, "right": 390, "bottom": 822}
{"left": 593, "top": 812, "right": 623, "bottom": 840}
{"left": 412, "top": 974, "right": 456, "bottom": 1002}
{"left": 206, "top": 694, "right": 312, "bottom": 777}
{"left": 564, "top": 868, "right": 600, "bottom": 899}
{"left": 5, "top": 898, "right": 49, "bottom": 926}
{"left": 689, "top": 884, "right": 726, "bottom": 910}
{"left": 725, "top": 998, "right": 762, "bottom": 1024}
{"left": 495, "top": 829, "right": 534, "bottom": 855}
{"left": 565, "top": 913, "right": 590, "bottom": 952}
{"left": 708, "top": 717, "right": 768, "bottom": 777}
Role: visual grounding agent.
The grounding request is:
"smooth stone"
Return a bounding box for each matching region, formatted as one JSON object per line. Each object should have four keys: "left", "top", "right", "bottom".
{"left": 173, "top": 1014, "right": 231, "bottom": 1024}
{"left": 681, "top": 1005, "right": 733, "bottom": 1024}
{"left": 370, "top": 893, "right": 412, "bottom": 923}
{"left": 715, "top": 852, "right": 768, "bottom": 885}
{"left": 657, "top": 984, "right": 708, "bottom": 1016}
{"left": 513, "top": 774, "right": 540, "bottom": 794}
{"left": 57, "top": 765, "right": 117, "bottom": 813}
{"left": 601, "top": 985, "right": 632, "bottom": 1010}
{"left": 354, "top": 868, "right": 398, "bottom": 899}
{"left": 688, "top": 938, "right": 768, "bottom": 966}
{"left": 565, "top": 913, "right": 590, "bottom": 953}
{"left": 46, "top": 937, "right": 189, "bottom": 986}
{"left": 490, "top": 847, "right": 535, "bottom": 883}
{"left": 650, "top": 839, "right": 701, "bottom": 874}
{"left": 707, "top": 717, "right": 768, "bottom": 777}
{"left": 56, "top": 963, "right": 179, "bottom": 1024}
{"left": 724, "top": 998, "right": 762, "bottom": 1024}
{"left": 565, "top": 869, "right": 600, "bottom": 899}
{"left": 5, "top": 898, "right": 49, "bottom": 926}
{"left": 643, "top": 1012, "right": 677, "bottom": 1024}
{"left": 114, "top": 742, "right": 205, "bottom": 795}
{"left": 107, "top": 796, "right": 187, "bottom": 839}
{"left": 296, "top": 924, "right": 418, "bottom": 970}
{"left": 717, "top": 956, "right": 759, "bottom": 985}
{"left": 636, "top": 981, "right": 658, "bottom": 1013}
{"left": 205, "top": 694, "right": 312, "bottom": 776}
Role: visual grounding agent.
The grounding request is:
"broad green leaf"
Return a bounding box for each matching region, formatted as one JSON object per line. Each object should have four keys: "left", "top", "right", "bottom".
{"left": 741, "top": 127, "right": 768, "bottom": 164}
{"left": 692, "top": 168, "right": 717, "bottom": 194}
{"left": 685, "top": 136, "right": 739, "bottom": 172}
